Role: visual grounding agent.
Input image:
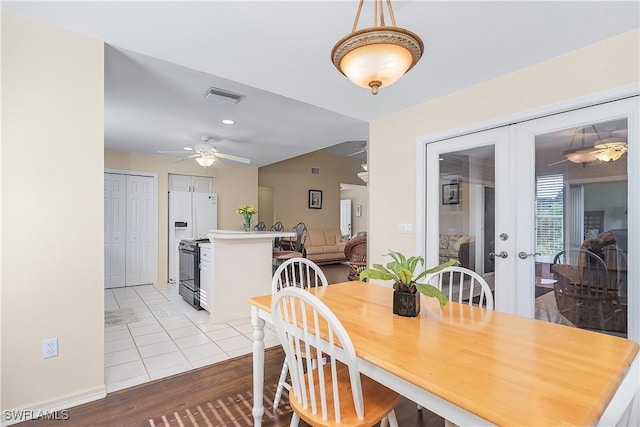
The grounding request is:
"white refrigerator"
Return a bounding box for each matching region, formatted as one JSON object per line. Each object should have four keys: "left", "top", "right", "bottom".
{"left": 168, "top": 191, "right": 218, "bottom": 283}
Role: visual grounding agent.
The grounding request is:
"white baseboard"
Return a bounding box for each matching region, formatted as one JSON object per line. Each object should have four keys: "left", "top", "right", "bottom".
{"left": 1, "top": 385, "right": 106, "bottom": 426}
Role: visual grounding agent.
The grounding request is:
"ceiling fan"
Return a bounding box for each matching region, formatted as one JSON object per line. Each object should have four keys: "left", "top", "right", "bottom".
{"left": 548, "top": 125, "right": 627, "bottom": 167}
{"left": 346, "top": 141, "right": 367, "bottom": 157}
{"left": 159, "top": 136, "right": 251, "bottom": 168}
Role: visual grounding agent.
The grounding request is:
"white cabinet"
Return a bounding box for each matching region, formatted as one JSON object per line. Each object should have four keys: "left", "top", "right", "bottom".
{"left": 199, "top": 243, "right": 213, "bottom": 312}
{"left": 169, "top": 174, "right": 214, "bottom": 193}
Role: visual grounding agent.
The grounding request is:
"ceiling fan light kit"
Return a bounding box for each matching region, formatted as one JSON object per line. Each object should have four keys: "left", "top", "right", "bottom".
{"left": 561, "top": 125, "right": 627, "bottom": 166}
{"left": 195, "top": 156, "right": 215, "bottom": 167}
{"left": 357, "top": 171, "right": 369, "bottom": 183}
{"left": 594, "top": 141, "right": 627, "bottom": 162}
{"left": 331, "top": 0, "right": 423, "bottom": 95}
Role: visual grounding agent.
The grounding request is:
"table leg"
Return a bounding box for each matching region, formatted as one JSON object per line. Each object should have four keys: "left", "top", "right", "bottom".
{"left": 251, "top": 306, "right": 265, "bottom": 427}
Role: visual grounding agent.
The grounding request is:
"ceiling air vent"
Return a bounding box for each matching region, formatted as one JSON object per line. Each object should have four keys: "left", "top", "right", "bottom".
{"left": 311, "top": 167, "right": 320, "bottom": 175}
{"left": 203, "top": 86, "right": 245, "bottom": 104}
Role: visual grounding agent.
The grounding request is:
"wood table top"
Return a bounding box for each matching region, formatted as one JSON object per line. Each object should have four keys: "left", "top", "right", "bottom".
{"left": 249, "top": 281, "right": 638, "bottom": 426}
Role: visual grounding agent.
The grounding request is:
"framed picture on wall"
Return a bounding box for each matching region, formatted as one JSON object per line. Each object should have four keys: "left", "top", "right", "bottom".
{"left": 308, "top": 189, "right": 322, "bottom": 209}
{"left": 442, "top": 183, "right": 459, "bottom": 205}
{"left": 355, "top": 205, "right": 362, "bottom": 217}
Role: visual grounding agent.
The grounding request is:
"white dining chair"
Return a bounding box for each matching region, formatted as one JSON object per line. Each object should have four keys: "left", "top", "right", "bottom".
{"left": 272, "top": 287, "right": 399, "bottom": 427}
{"left": 271, "top": 257, "right": 328, "bottom": 410}
{"left": 425, "top": 266, "right": 494, "bottom": 309}
{"left": 418, "top": 266, "right": 495, "bottom": 423}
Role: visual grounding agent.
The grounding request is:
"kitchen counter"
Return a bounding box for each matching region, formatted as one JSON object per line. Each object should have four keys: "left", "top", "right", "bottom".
{"left": 206, "top": 230, "right": 295, "bottom": 240}
{"left": 203, "top": 229, "right": 294, "bottom": 322}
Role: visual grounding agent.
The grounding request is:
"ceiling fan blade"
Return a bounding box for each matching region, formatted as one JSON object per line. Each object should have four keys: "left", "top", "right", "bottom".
{"left": 216, "top": 152, "right": 251, "bottom": 164}
{"left": 173, "top": 154, "right": 199, "bottom": 162}
{"left": 347, "top": 149, "right": 366, "bottom": 157}
{"left": 158, "top": 150, "right": 190, "bottom": 154}
{"left": 547, "top": 158, "right": 569, "bottom": 167}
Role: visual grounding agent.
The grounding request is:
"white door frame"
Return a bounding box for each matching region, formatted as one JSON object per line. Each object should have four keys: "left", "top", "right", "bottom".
{"left": 416, "top": 83, "right": 639, "bottom": 343}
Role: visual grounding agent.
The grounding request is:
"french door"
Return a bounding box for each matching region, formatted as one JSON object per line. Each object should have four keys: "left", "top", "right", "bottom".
{"left": 424, "top": 96, "right": 638, "bottom": 341}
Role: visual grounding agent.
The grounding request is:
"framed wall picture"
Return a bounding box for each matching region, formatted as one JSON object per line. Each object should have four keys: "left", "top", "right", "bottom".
{"left": 355, "top": 205, "right": 362, "bottom": 217}
{"left": 442, "top": 183, "right": 459, "bottom": 205}
{"left": 308, "top": 189, "right": 322, "bottom": 209}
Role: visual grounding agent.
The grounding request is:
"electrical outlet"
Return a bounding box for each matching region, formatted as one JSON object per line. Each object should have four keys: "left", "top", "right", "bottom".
{"left": 43, "top": 337, "right": 58, "bottom": 358}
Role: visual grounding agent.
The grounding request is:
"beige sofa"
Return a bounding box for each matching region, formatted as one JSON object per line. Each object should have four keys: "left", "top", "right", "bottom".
{"left": 304, "top": 229, "right": 349, "bottom": 265}
{"left": 439, "top": 234, "right": 472, "bottom": 269}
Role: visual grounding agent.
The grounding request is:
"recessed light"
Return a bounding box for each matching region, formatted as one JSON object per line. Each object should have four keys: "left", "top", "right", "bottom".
{"left": 221, "top": 119, "right": 235, "bottom": 125}
{"left": 184, "top": 147, "right": 193, "bottom": 151}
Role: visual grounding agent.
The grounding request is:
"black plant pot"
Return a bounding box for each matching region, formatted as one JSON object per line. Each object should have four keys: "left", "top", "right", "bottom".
{"left": 393, "top": 290, "right": 420, "bottom": 317}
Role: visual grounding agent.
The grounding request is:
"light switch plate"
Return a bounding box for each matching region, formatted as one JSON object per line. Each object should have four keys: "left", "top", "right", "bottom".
{"left": 396, "top": 223, "right": 413, "bottom": 233}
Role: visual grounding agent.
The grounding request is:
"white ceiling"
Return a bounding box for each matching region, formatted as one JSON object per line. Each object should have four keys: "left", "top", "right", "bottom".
{"left": 4, "top": 1, "right": 638, "bottom": 167}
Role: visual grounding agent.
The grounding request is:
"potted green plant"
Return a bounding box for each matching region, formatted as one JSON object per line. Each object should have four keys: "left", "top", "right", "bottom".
{"left": 359, "top": 250, "right": 458, "bottom": 317}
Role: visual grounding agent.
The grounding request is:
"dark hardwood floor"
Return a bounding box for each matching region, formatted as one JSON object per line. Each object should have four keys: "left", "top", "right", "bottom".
{"left": 319, "top": 262, "right": 352, "bottom": 284}
{"left": 18, "top": 263, "right": 443, "bottom": 426}
{"left": 18, "top": 347, "right": 443, "bottom": 427}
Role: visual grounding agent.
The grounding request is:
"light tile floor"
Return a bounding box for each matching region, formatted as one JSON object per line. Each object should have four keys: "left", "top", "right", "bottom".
{"left": 104, "top": 282, "right": 280, "bottom": 393}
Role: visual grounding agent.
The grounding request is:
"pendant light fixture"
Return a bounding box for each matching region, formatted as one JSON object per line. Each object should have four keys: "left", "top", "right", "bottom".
{"left": 331, "top": 0, "right": 424, "bottom": 95}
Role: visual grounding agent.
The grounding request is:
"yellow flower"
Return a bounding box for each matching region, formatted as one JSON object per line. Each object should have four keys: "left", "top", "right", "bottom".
{"left": 236, "top": 204, "right": 257, "bottom": 215}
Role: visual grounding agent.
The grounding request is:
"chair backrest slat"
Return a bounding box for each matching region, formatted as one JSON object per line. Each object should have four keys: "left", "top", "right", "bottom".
{"left": 272, "top": 257, "right": 328, "bottom": 294}
{"left": 426, "top": 266, "right": 494, "bottom": 310}
{"left": 272, "top": 287, "right": 363, "bottom": 423}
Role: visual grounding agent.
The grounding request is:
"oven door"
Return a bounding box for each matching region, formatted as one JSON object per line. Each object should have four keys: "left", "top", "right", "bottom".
{"left": 179, "top": 246, "right": 197, "bottom": 291}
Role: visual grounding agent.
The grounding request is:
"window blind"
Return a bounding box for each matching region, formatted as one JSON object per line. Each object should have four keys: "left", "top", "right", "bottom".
{"left": 536, "top": 174, "right": 564, "bottom": 257}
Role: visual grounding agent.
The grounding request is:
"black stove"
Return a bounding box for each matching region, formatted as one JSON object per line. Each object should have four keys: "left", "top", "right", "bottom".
{"left": 178, "top": 239, "right": 208, "bottom": 309}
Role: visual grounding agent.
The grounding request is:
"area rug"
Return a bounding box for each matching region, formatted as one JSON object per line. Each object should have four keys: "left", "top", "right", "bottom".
{"left": 104, "top": 307, "right": 139, "bottom": 326}
{"left": 147, "top": 386, "right": 291, "bottom": 427}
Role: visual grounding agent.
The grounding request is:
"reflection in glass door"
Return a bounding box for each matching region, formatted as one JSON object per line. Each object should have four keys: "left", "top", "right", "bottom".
{"left": 424, "top": 127, "right": 511, "bottom": 313}
{"left": 425, "top": 96, "right": 637, "bottom": 341}
{"left": 531, "top": 118, "right": 629, "bottom": 337}
{"left": 515, "top": 96, "right": 637, "bottom": 341}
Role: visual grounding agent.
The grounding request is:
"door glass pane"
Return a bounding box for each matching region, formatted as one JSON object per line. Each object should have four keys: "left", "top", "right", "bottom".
{"left": 439, "top": 147, "right": 495, "bottom": 301}
{"left": 534, "top": 118, "right": 628, "bottom": 337}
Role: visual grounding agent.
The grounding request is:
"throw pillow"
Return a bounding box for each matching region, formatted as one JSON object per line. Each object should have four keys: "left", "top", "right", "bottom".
{"left": 454, "top": 236, "right": 470, "bottom": 251}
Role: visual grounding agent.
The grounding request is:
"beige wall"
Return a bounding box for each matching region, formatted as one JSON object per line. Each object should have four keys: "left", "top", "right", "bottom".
{"left": 257, "top": 186, "right": 274, "bottom": 227}
{"left": 258, "top": 152, "right": 363, "bottom": 231}
{"left": 105, "top": 149, "right": 258, "bottom": 283}
{"left": 1, "top": 12, "right": 105, "bottom": 411}
{"left": 369, "top": 29, "right": 640, "bottom": 268}
{"left": 340, "top": 185, "right": 368, "bottom": 235}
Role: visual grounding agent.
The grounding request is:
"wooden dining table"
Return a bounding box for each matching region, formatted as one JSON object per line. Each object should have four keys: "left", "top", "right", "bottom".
{"left": 248, "top": 281, "right": 639, "bottom": 426}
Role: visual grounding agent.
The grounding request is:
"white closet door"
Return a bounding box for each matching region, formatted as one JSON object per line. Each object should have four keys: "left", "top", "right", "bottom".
{"left": 109, "top": 174, "right": 126, "bottom": 288}
{"left": 126, "top": 175, "right": 142, "bottom": 286}
{"left": 104, "top": 175, "right": 111, "bottom": 288}
{"left": 139, "top": 176, "right": 154, "bottom": 284}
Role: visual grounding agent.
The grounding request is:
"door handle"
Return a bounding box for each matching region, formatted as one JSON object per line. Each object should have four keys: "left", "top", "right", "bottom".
{"left": 518, "top": 251, "right": 540, "bottom": 260}
{"left": 489, "top": 251, "right": 508, "bottom": 259}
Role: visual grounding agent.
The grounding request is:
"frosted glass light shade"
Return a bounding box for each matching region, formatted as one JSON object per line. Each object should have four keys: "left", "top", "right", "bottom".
{"left": 340, "top": 43, "right": 413, "bottom": 91}
{"left": 332, "top": 27, "right": 423, "bottom": 95}
{"left": 357, "top": 171, "right": 369, "bottom": 183}
{"left": 563, "top": 150, "right": 598, "bottom": 164}
{"left": 196, "top": 156, "right": 215, "bottom": 167}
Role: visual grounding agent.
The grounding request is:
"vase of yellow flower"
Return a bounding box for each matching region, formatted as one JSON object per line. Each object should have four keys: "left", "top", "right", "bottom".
{"left": 236, "top": 204, "right": 257, "bottom": 232}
